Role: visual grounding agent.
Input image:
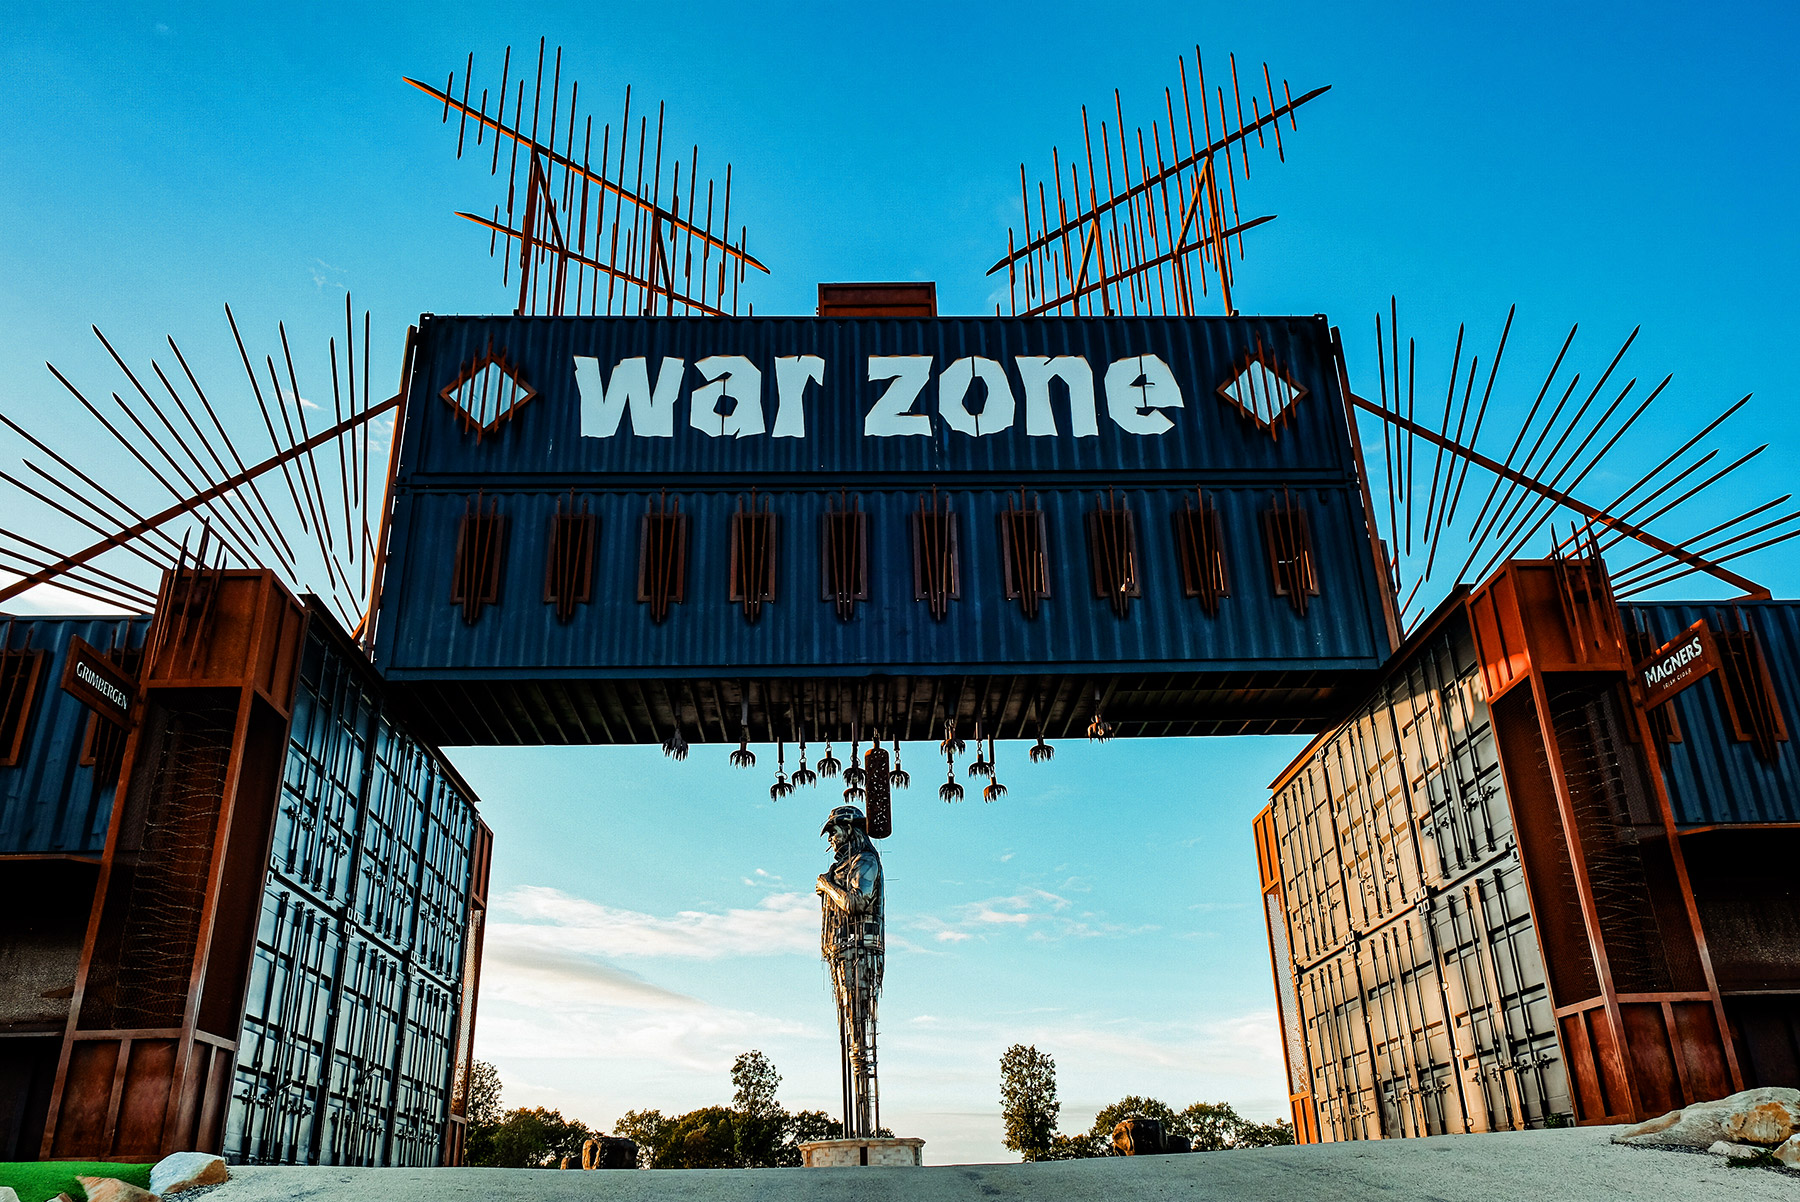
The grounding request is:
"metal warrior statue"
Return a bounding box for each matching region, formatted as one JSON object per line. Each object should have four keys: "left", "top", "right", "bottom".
{"left": 817, "top": 804, "right": 884, "bottom": 1138}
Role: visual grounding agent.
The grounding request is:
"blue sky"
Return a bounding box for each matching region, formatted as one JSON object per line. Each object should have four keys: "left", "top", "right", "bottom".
{"left": 3, "top": 0, "right": 1798, "bottom": 1166}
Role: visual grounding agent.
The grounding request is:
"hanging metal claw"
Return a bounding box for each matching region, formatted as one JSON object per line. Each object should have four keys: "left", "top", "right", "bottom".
{"left": 967, "top": 751, "right": 993, "bottom": 779}
{"left": 771, "top": 773, "right": 793, "bottom": 800}
{"left": 730, "top": 737, "right": 757, "bottom": 769}
{"left": 844, "top": 739, "right": 866, "bottom": 787}
{"left": 843, "top": 783, "right": 865, "bottom": 802}
{"left": 891, "top": 740, "right": 910, "bottom": 790}
{"left": 1087, "top": 714, "right": 1112, "bottom": 742}
{"left": 983, "top": 779, "right": 1007, "bottom": 802}
{"left": 939, "top": 768, "right": 964, "bottom": 803}
{"left": 662, "top": 728, "right": 689, "bottom": 761}
{"left": 818, "top": 742, "right": 842, "bottom": 779}
{"left": 1029, "top": 735, "right": 1054, "bottom": 763}
{"left": 940, "top": 718, "right": 965, "bottom": 758}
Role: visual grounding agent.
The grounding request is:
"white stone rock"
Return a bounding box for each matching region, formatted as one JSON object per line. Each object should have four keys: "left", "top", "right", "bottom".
{"left": 1, "top": 1185, "right": 20, "bottom": 1202}
{"left": 1707, "top": 1139, "right": 1762, "bottom": 1159}
{"left": 798, "top": 1137, "right": 926, "bottom": 1167}
{"left": 1776, "top": 1134, "right": 1800, "bottom": 1168}
{"left": 1613, "top": 1086, "right": 1800, "bottom": 1148}
{"left": 150, "top": 1152, "right": 229, "bottom": 1196}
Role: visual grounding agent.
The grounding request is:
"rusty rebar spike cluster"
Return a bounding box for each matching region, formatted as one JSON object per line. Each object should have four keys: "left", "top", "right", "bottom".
{"left": 1, "top": 301, "right": 396, "bottom": 636}
{"left": 1362, "top": 301, "right": 1787, "bottom": 633}
{"left": 409, "top": 39, "right": 766, "bottom": 319}
{"left": 990, "top": 48, "right": 1327, "bottom": 319}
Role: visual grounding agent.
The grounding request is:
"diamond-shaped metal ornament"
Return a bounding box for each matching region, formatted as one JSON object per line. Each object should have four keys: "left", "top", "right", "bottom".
{"left": 1217, "top": 351, "right": 1307, "bottom": 432}
{"left": 441, "top": 351, "right": 537, "bottom": 436}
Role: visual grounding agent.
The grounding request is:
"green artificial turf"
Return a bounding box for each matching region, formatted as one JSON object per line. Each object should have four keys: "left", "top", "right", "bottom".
{"left": 0, "top": 1162, "right": 153, "bottom": 1202}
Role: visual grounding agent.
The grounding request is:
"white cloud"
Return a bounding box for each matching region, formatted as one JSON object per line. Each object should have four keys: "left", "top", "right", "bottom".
{"left": 910, "top": 888, "right": 1156, "bottom": 944}
{"left": 494, "top": 884, "right": 818, "bottom": 960}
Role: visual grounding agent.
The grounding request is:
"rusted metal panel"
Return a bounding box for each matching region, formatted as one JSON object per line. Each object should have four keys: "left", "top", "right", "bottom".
{"left": 0, "top": 615, "right": 150, "bottom": 856}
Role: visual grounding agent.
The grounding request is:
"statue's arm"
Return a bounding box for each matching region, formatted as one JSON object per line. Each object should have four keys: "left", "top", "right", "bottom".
{"left": 816, "top": 856, "right": 879, "bottom": 915}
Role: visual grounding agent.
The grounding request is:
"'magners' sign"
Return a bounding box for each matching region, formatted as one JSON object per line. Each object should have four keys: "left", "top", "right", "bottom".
{"left": 1636, "top": 620, "right": 1720, "bottom": 709}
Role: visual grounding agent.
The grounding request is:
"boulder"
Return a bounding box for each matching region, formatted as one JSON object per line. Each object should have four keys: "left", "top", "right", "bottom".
{"left": 1706, "top": 1140, "right": 1762, "bottom": 1159}
{"left": 150, "top": 1152, "right": 229, "bottom": 1196}
{"left": 75, "top": 1179, "right": 157, "bottom": 1202}
{"left": 0, "top": 1186, "right": 19, "bottom": 1202}
{"left": 584, "top": 1135, "right": 638, "bottom": 1168}
{"left": 1612, "top": 1086, "right": 1800, "bottom": 1149}
{"left": 1723, "top": 1100, "right": 1796, "bottom": 1147}
{"left": 1775, "top": 1134, "right": 1799, "bottom": 1168}
{"left": 1111, "top": 1117, "right": 1177, "bottom": 1156}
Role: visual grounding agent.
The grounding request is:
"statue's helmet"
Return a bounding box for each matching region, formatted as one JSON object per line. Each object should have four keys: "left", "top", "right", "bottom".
{"left": 821, "top": 804, "right": 867, "bottom": 837}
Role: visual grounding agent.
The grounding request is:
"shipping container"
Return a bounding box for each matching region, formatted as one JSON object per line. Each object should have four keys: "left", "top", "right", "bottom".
{"left": 371, "top": 314, "right": 1396, "bottom": 744}
{"left": 1261, "top": 597, "right": 1573, "bottom": 1141}
{"left": 223, "top": 610, "right": 487, "bottom": 1167}
{"left": 0, "top": 615, "right": 149, "bottom": 855}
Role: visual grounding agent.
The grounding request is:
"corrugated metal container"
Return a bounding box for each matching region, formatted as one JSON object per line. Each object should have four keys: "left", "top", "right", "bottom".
{"left": 371, "top": 313, "right": 1394, "bottom": 742}
{"left": 0, "top": 615, "right": 149, "bottom": 856}
{"left": 226, "top": 614, "right": 483, "bottom": 1167}
{"left": 1620, "top": 599, "right": 1800, "bottom": 825}
{"left": 1264, "top": 601, "right": 1572, "bottom": 1140}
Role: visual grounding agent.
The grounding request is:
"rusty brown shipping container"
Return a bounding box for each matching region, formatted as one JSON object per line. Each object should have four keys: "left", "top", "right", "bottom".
{"left": 1259, "top": 558, "right": 1800, "bottom": 1141}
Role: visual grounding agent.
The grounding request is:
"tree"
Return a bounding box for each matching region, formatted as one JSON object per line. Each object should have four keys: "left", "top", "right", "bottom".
{"left": 1234, "top": 1117, "right": 1295, "bottom": 1147}
{"left": 653, "top": 1106, "right": 741, "bottom": 1169}
{"left": 466, "top": 1060, "right": 503, "bottom": 1127}
{"left": 475, "top": 1107, "right": 593, "bottom": 1167}
{"left": 786, "top": 1109, "right": 844, "bottom": 1148}
{"left": 999, "top": 1044, "right": 1061, "bottom": 1161}
{"left": 614, "top": 1109, "right": 671, "bottom": 1169}
{"left": 1180, "top": 1101, "right": 1245, "bottom": 1150}
{"left": 731, "top": 1051, "right": 782, "bottom": 1119}
{"left": 1038, "top": 1132, "right": 1108, "bottom": 1159}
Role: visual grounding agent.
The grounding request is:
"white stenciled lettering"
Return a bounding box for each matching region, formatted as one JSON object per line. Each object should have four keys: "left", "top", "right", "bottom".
{"left": 772, "top": 356, "right": 826, "bottom": 439}
{"left": 690, "top": 355, "right": 765, "bottom": 438}
{"left": 575, "top": 355, "right": 684, "bottom": 438}
{"left": 1104, "top": 354, "right": 1184, "bottom": 435}
{"left": 1015, "top": 356, "right": 1098, "bottom": 437}
{"left": 864, "top": 356, "right": 934, "bottom": 437}
{"left": 76, "top": 661, "right": 128, "bottom": 710}
{"left": 938, "top": 357, "right": 1016, "bottom": 437}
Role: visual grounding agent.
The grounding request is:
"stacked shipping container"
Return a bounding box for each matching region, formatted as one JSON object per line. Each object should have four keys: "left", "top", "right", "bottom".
{"left": 1257, "top": 597, "right": 1573, "bottom": 1140}
{"left": 225, "top": 617, "right": 488, "bottom": 1165}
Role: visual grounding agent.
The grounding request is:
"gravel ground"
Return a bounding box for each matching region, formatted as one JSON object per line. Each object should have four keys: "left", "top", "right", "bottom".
{"left": 203, "top": 1128, "right": 1800, "bottom": 1202}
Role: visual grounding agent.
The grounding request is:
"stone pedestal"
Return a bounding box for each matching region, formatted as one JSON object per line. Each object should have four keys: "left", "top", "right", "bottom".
{"left": 798, "top": 1137, "right": 925, "bottom": 1166}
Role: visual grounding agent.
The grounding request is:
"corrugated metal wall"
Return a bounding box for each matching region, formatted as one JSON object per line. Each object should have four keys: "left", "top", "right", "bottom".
{"left": 0, "top": 615, "right": 149, "bottom": 855}
{"left": 1621, "top": 600, "right": 1800, "bottom": 825}
{"left": 224, "top": 620, "right": 480, "bottom": 1166}
{"left": 1266, "top": 608, "right": 1572, "bottom": 1140}
{"left": 373, "top": 314, "right": 1392, "bottom": 693}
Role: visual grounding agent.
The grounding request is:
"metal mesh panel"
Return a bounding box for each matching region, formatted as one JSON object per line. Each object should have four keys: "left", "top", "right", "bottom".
{"left": 81, "top": 699, "right": 236, "bottom": 1030}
